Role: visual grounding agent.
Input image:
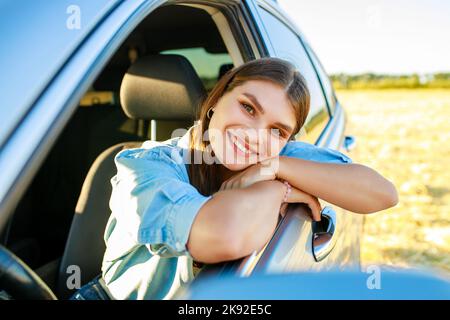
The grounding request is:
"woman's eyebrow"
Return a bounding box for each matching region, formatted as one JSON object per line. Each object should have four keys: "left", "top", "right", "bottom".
{"left": 243, "top": 92, "right": 265, "bottom": 114}
{"left": 242, "top": 92, "right": 294, "bottom": 134}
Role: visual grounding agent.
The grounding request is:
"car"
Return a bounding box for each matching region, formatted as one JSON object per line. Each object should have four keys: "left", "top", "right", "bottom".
{"left": 179, "top": 269, "right": 450, "bottom": 300}
{"left": 0, "top": 0, "right": 363, "bottom": 300}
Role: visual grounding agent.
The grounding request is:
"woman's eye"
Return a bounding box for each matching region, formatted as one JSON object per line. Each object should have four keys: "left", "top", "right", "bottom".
{"left": 241, "top": 103, "right": 255, "bottom": 116}
{"left": 271, "top": 128, "right": 286, "bottom": 139}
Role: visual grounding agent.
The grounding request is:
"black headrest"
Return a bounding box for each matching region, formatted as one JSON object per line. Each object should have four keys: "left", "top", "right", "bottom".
{"left": 218, "top": 63, "right": 234, "bottom": 80}
{"left": 120, "top": 54, "right": 206, "bottom": 121}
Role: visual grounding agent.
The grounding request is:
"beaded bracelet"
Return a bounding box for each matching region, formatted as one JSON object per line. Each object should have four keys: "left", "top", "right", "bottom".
{"left": 282, "top": 180, "right": 292, "bottom": 202}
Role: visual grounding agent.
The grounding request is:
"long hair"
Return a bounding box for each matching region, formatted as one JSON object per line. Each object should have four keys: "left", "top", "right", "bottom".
{"left": 187, "top": 57, "right": 310, "bottom": 196}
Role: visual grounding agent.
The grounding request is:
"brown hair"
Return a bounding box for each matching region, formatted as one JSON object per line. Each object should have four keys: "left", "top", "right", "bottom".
{"left": 187, "top": 57, "right": 310, "bottom": 196}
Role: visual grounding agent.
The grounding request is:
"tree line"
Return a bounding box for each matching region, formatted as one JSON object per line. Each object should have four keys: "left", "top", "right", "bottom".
{"left": 330, "top": 72, "right": 450, "bottom": 89}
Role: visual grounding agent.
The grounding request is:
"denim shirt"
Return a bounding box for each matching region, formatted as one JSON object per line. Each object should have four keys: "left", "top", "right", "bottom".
{"left": 101, "top": 125, "right": 352, "bottom": 300}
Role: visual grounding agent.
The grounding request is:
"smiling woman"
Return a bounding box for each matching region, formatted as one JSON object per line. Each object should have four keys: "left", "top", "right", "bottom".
{"left": 99, "top": 57, "right": 397, "bottom": 300}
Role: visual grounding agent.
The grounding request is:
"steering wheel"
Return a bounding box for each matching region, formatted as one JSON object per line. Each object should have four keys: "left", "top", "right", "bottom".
{"left": 0, "top": 244, "right": 57, "bottom": 300}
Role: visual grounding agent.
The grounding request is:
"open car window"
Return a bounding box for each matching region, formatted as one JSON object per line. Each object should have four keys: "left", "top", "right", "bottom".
{"left": 160, "top": 47, "right": 233, "bottom": 92}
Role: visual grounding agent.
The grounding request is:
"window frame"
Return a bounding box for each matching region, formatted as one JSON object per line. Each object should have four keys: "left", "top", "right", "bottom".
{"left": 303, "top": 41, "right": 338, "bottom": 115}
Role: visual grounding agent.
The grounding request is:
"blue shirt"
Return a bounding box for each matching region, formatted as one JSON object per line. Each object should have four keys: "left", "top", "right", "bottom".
{"left": 101, "top": 125, "right": 352, "bottom": 300}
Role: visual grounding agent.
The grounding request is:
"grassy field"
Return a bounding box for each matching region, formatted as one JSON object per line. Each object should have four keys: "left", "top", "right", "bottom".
{"left": 336, "top": 89, "right": 450, "bottom": 277}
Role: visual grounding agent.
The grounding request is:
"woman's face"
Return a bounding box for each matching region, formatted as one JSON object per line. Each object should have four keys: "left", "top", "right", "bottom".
{"left": 208, "top": 79, "right": 296, "bottom": 171}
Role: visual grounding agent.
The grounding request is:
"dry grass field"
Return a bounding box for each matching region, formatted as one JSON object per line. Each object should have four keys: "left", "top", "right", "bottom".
{"left": 336, "top": 89, "right": 450, "bottom": 277}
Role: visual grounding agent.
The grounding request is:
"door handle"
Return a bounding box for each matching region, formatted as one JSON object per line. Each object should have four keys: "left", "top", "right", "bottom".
{"left": 312, "top": 206, "right": 337, "bottom": 262}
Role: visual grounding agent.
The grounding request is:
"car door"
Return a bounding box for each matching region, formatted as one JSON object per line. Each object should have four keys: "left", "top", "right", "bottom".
{"left": 235, "top": 0, "right": 363, "bottom": 274}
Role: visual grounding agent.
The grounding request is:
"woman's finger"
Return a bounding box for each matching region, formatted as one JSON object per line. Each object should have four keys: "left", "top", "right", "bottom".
{"left": 219, "top": 162, "right": 277, "bottom": 191}
{"left": 280, "top": 202, "right": 289, "bottom": 217}
{"left": 286, "top": 187, "right": 322, "bottom": 221}
{"left": 310, "top": 197, "right": 322, "bottom": 222}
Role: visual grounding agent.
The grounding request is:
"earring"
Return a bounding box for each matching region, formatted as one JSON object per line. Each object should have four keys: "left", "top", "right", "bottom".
{"left": 207, "top": 107, "right": 215, "bottom": 119}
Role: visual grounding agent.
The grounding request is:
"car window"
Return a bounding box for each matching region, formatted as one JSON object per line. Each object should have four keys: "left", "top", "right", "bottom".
{"left": 304, "top": 42, "right": 337, "bottom": 113}
{"left": 257, "top": 8, "right": 330, "bottom": 144}
{"left": 160, "top": 47, "right": 233, "bottom": 91}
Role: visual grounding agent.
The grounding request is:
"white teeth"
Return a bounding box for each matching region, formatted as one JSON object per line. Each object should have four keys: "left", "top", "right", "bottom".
{"left": 233, "top": 137, "right": 251, "bottom": 154}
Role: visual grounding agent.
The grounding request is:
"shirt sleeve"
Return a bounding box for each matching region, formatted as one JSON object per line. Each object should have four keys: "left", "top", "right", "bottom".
{"left": 109, "top": 146, "right": 212, "bottom": 259}
{"left": 279, "top": 141, "right": 353, "bottom": 164}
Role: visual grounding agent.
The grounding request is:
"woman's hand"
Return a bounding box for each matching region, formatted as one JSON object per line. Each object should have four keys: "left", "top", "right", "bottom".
{"left": 283, "top": 184, "right": 322, "bottom": 221}
{"left": 219, "top": 162, "right": 276, "bottom": 191}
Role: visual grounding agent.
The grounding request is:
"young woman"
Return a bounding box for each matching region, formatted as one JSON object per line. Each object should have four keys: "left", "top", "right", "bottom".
{"left": 100, "top": 57, "right": 398, "bottom": 300}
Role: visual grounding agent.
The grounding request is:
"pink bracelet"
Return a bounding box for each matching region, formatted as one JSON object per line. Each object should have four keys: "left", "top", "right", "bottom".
{"left": 282, "top": 180, "right": 291, "bottom": 202}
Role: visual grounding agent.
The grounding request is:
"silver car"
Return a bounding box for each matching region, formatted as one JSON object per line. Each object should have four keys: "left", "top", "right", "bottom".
{"left": 0, "top": 0, "right": 363, "bottom": 299}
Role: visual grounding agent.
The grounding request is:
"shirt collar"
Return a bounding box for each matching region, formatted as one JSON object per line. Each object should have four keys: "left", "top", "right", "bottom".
{"left": 177, "top": 123, "right": 198, "bottom": 149}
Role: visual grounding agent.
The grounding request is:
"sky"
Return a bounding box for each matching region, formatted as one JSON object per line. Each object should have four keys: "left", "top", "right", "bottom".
{"left": 277, "top": 0, "right": 450, "bottom": 75}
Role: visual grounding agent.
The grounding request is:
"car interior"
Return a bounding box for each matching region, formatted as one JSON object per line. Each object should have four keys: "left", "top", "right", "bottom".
{"left": 0, "top": 3, "right": 252, "bottom": 299}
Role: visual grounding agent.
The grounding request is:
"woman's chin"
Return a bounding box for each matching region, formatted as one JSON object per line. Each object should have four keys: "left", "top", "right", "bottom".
{"left": 214, "top": 149, "right": 259, "bottom": 171}
{"left": 222, "top": 163, "right": 251, "bottom": 171}
{"left": 219, "top": 157, "right": 259, "bottom": 171}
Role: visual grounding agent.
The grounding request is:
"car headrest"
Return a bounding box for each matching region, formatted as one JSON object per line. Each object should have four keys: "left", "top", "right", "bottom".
{"left": 120, "top": 54, "right": 206, "bottom": 121}
{"left": 218, "top": 63, "right": 234, "bottom": 80}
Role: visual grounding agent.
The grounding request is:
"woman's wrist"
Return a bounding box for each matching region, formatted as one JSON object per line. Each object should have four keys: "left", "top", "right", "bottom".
{"left": 268, "top": 179, "right": 288, "bottom": 204}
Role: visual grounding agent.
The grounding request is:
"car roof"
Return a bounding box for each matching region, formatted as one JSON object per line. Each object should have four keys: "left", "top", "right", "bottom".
{"left": 0, "top": 0, "right": 121, "bottom": 147}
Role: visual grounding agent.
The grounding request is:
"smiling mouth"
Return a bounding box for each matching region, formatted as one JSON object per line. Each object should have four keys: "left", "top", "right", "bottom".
{"left": 227, "top": 131, "right": 258, "bottom": 156}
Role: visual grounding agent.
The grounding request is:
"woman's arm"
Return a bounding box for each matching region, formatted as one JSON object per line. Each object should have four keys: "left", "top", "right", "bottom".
{"left": 187, "top": 180, "right": 285, "bottom": 264}
{"left": 276, "top": 156, "right": 398, "bottom": 214}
